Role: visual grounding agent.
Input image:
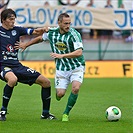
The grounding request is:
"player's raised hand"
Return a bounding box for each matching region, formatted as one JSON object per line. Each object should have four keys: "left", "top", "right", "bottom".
{"left": 14, "top": 41, "right": 27, "bottom": 52}
{"left": 34, "top": 27, "right": 50, "bottom": 35}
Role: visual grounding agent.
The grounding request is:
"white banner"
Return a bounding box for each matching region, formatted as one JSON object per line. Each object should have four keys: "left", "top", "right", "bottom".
{"left": 13, "top": 6, "right": 133, "bottom": 30}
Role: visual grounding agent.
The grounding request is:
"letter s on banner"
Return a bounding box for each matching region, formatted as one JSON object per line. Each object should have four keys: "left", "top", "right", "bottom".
{"left": 15, "top": 8, "right": 26, "bottom": 24}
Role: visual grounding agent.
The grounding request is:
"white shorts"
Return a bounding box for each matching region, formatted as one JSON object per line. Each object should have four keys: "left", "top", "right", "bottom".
{"left": 55, "top": 66, "right": 85, "bottom": 89}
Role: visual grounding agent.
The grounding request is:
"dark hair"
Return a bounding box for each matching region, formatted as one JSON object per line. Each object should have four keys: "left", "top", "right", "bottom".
{"left": 1, "top": 8, "right": 16, "bottom": 23}
{"left": 58, "top": 13, "right": 70, "bottom": 22}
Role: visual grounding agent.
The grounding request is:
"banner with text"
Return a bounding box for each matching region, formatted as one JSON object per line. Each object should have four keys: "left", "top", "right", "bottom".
{"left": 21, "top": 61, "right": 133, "bottom": 78}
{"left": 13, "top": 6, "right": 133, "bottom": 30}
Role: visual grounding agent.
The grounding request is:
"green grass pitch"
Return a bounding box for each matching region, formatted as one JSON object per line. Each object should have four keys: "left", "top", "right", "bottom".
{"left": 0, "top": 78, "right": 132, "bottom": 133}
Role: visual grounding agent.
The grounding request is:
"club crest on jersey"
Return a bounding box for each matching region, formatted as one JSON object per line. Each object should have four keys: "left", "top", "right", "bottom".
{"left": 7, "top": 44, "right": 14, "bottom": 52}
{"left": 12, "top": 30, "right": 17, "bottom": 36}
{"left": 55, "top": 42, "right": 67, "bottom": 51}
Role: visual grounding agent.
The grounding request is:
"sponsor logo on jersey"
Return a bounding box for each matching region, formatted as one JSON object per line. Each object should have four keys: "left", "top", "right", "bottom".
{"left": 55, "top": 42, "right": 67, "bottom": 51}
{"left": 7, "top": 44, "right": 14, "bottom": 52}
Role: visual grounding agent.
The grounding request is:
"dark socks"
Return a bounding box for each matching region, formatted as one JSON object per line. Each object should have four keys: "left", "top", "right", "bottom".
{"left": 1, "top": 84, "right": 14, "bottom": 111}
{"left": 41, "top": 87, "right": 51, "bottom": 115}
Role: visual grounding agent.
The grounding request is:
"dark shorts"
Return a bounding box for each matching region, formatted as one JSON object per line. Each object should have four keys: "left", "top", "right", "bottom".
{"left": 0, "top": 64, "right": 40, "bottom": 86}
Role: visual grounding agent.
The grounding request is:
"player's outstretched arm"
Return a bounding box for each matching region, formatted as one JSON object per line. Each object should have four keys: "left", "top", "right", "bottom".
{"left": 33, "top": 27, "right": 50, "bottom": 35}
{"left": 14, "top": 36, "right": 43, "bottom": 52}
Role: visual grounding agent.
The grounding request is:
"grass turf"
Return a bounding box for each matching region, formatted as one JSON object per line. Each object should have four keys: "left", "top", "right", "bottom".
{"left": 0, "top": 78, "right": 132, "bottom": 133}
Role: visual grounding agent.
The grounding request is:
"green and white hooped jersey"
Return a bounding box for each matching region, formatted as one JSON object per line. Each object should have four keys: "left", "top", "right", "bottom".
{"left": 42, "top": 27, "right": 85, "bottom": 71}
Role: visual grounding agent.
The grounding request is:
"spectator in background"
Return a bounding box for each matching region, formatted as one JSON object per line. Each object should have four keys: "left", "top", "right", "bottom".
{"left": 44, "top": 0, "right": 50, "bottom": 6}
{"left": 87, "top": 0, "right": 95, "bottom": 7}
{"left": 0, "top": 0, "right": 10, "bottom": 26}
{"left": 0, "top": 0, "right": 9, "bottom": 13}
{"left": 86, "top": 0, "right": 96, "bottom": 39}
{"left": 102, "top": 0, "right": 113, "bottom": 38}
{"left": 0, "top": 0, "right": 4, "bottom": 8}
{"left": 58, "top": 0, "right": 80, "bottom": 6}
{"left": 119, "top": 3, "right": 124, "bottom": 8}
{"left": 125, "top": 31, "right": 133, "bottom": 43}
{"left": 105, "top": 0, "right": 113, "bottom": 8}
{"left": 0, "top": 0, "right": 9, "bottom": 10}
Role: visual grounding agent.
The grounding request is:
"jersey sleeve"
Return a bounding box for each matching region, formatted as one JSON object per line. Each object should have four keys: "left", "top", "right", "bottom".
{"left": 42, "top": 33, "right": 49, "bottom": 41}
{"left": 71, "top": 30, "right": 83, "bottom": 50}
{"left": 17, "top": 26, "right": 34, "bottom": 36}
{"left": 26, "top": 28, "right": 34, "bottom": 35}
{"left": 42, "top": 27, "right": 56, "bottom": 41}
{"left": 73, "top": 42, "right": 83, "bottom": 50}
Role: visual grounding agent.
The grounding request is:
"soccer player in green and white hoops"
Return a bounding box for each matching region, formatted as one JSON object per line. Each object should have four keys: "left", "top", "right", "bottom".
{"left": 15, "top": 13, "right": 85, "bottom": 121}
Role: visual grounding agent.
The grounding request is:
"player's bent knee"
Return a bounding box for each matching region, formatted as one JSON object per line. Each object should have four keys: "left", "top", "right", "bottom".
{"left": 72, "top": 88, "right": 79, "bottom": 94}
{"left": 8, "top": 77, "right": 18, "bottom": 87}
{"left": 57, "top": 91, "right": 65, "bottom": 98}
{"left": 44, "top": 79, "right": 51, "bottom": 88}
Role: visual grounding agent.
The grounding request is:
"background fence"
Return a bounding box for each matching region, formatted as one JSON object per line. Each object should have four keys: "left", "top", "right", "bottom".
{"left": 18, "top": 37, "right": 133, "bottom": 61}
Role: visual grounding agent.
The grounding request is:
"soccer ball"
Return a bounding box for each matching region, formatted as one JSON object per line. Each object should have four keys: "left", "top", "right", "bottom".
{"left": 105, "top": 106, "right": 121, "bottom": 121}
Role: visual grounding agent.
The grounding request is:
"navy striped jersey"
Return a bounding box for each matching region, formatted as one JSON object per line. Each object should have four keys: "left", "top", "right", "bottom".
{"left": 0, "top": 26, "right": 33, "bottom": 66}
{"left": 42, "top": 27, "right": 85, "bottom": 71}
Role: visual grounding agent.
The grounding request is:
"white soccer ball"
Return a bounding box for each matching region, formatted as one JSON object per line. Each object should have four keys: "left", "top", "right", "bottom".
{"left": 105, "top": 106, "right": 121, "bottom": 121}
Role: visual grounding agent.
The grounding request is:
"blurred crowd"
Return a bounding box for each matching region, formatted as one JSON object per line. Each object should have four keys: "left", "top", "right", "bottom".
{"left": 45, "top": 0, "right": 132, "bottom": 42}
{"left": 0, "top": 0, "right": 132, "bottom": 42}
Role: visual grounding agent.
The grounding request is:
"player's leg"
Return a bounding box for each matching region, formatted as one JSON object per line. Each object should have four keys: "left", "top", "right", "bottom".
{"left": 56, "top": 89, "right": 66, "bottom": 101}
{"left": 35, "top": 75, "right": 56, "bottom": 120}
{"left": 62, "top": 81, "right": 81, "bottom": 122}
{"left": 62, "top": 67, "right": 84, "bottom": 121}
{"left": 55, "top": 70, "right": 69, "bottom": 101}
{"left": 0, "top": 70, "right": 17, "bottom": 121}
{"left": 64, "top": 80, "right": 81, "bottom": 114}
{"left": 16, "top": 65, "right": 56, "bottom": 120}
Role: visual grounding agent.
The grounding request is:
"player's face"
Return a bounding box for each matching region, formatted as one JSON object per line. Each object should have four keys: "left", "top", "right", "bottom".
{"left": 58, "top": 17, "right": 71, "bottom": 34}
{"left": 2, "top": 15, "right": 16, "bottom": 30}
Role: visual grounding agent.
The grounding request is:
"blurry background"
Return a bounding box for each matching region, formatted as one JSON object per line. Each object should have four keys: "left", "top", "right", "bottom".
{"left": 0, "top": 0, "right": 132, "bottom": 61}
